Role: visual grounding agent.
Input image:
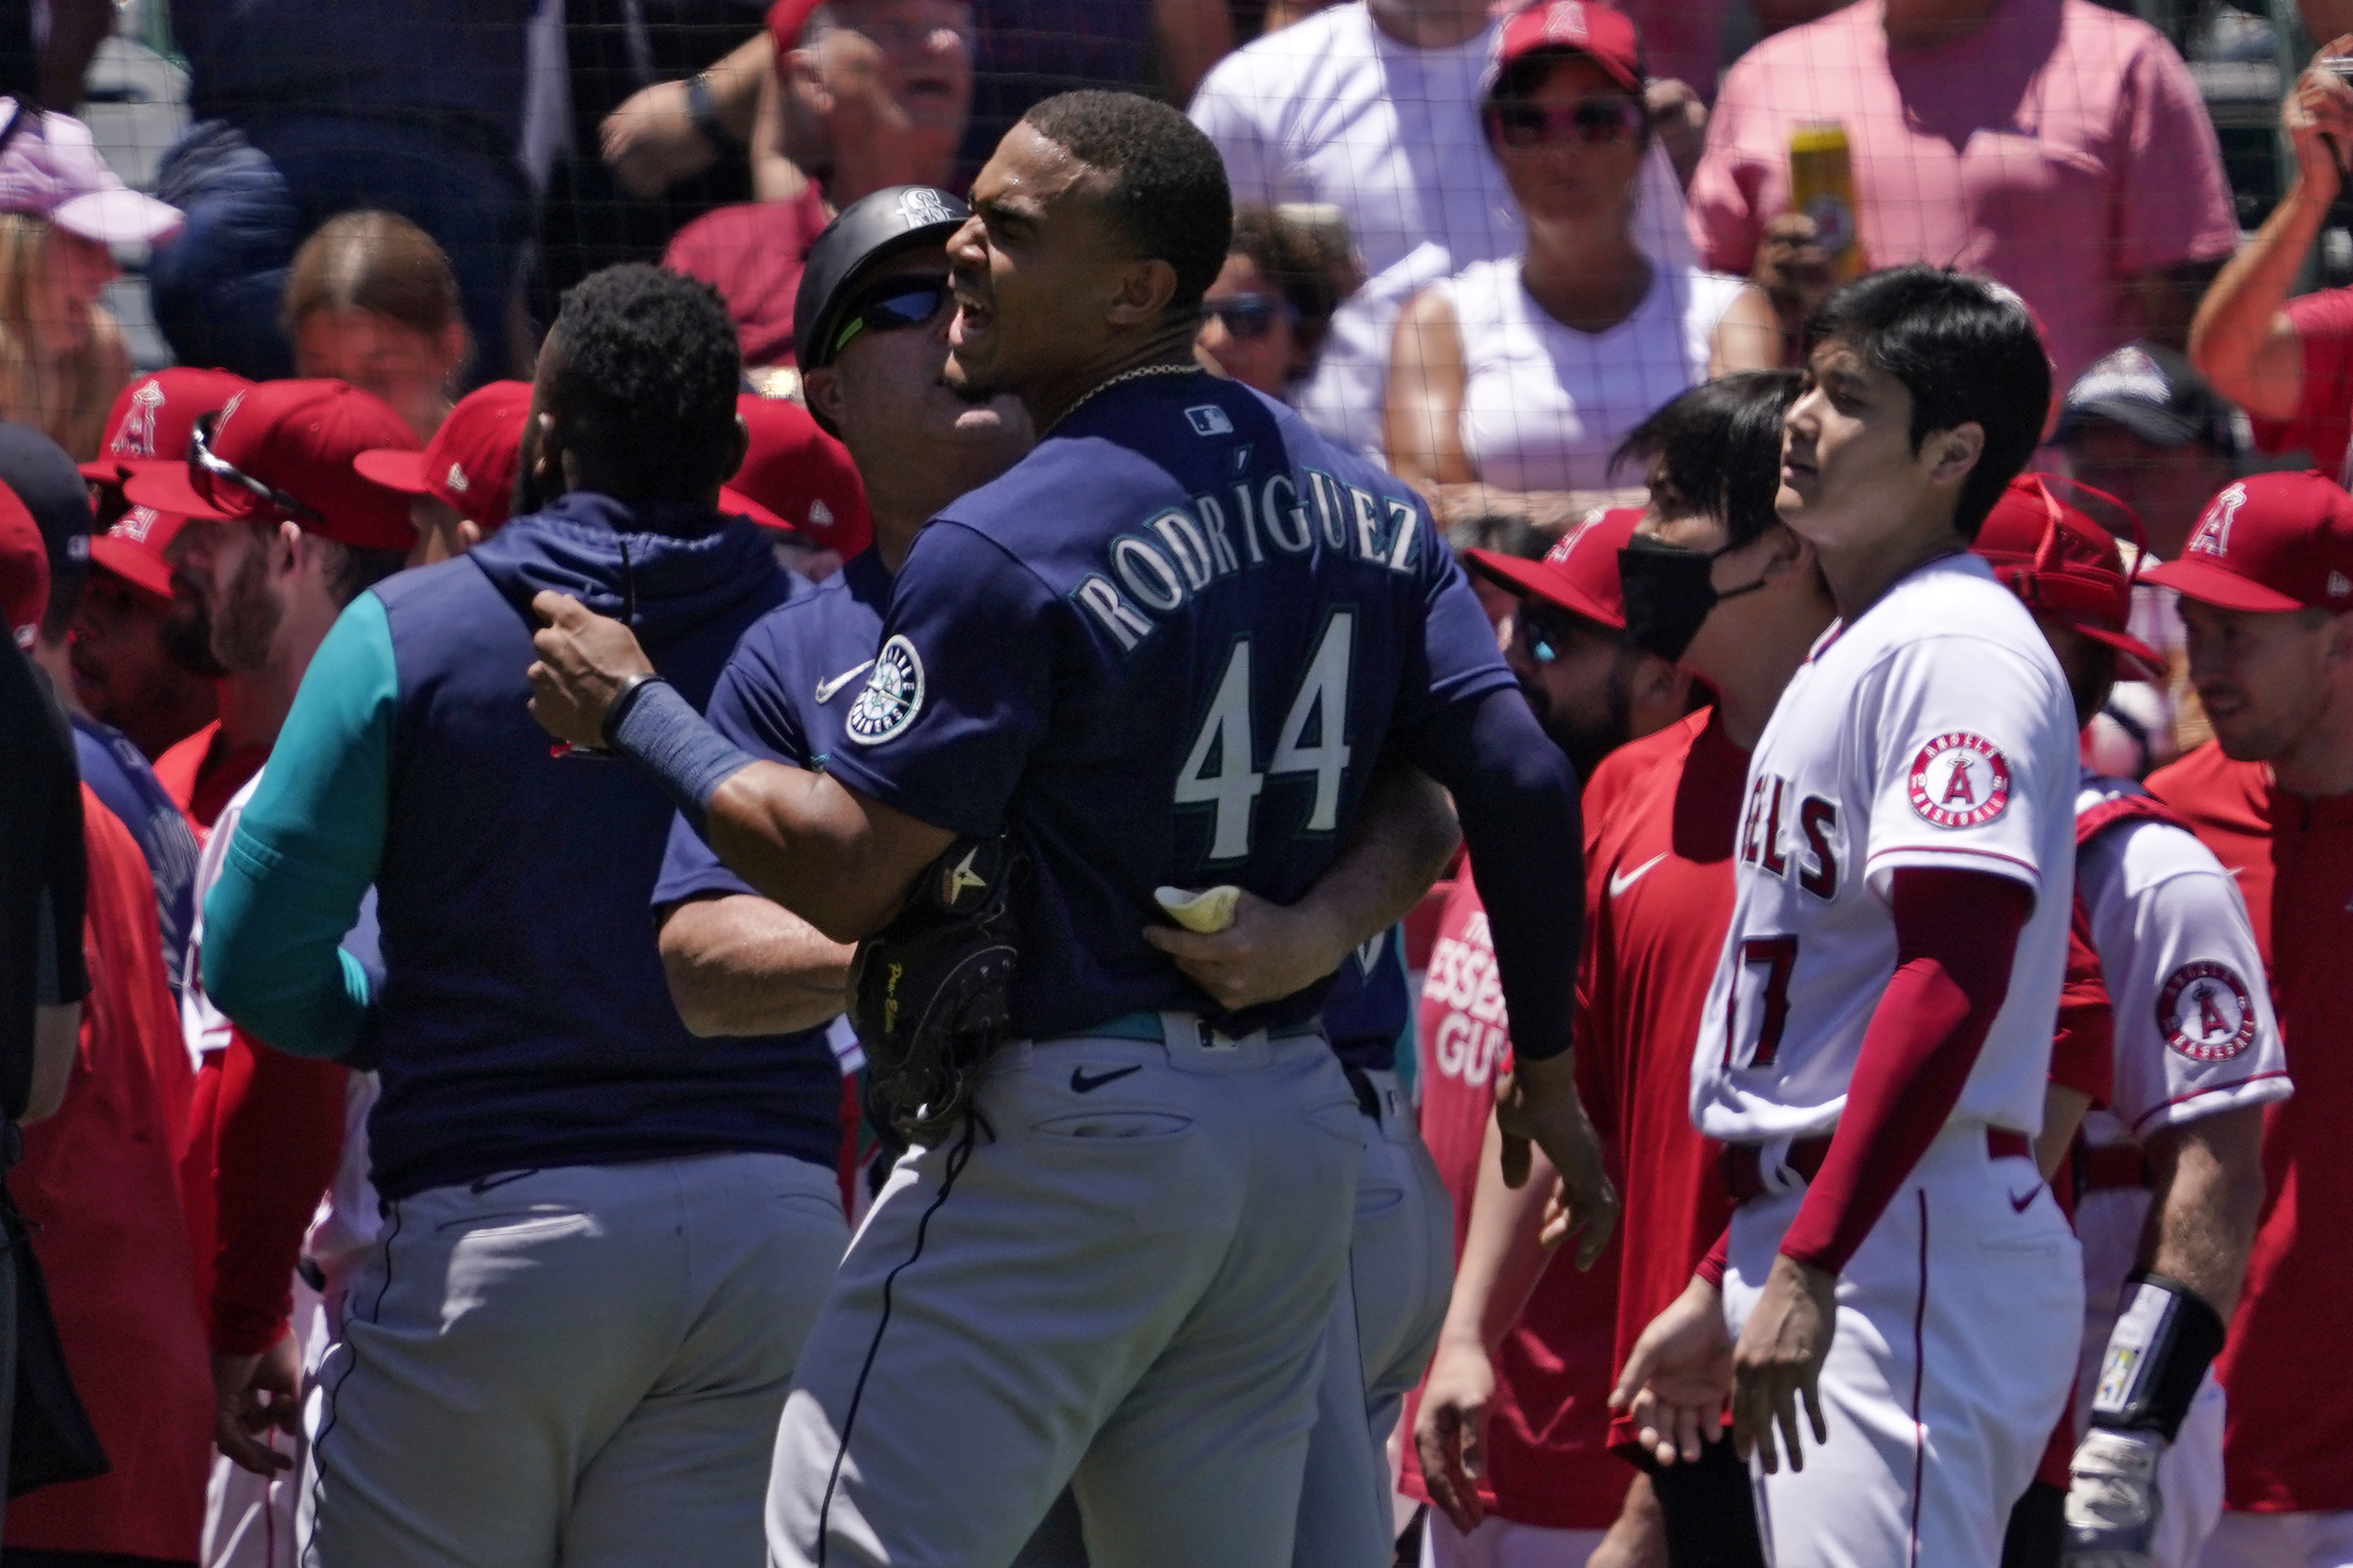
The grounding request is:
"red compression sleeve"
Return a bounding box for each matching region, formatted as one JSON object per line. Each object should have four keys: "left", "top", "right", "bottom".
{"left": 210, "top": 1031, "right": 348, "bottom": 1355}
{"left": 1696, "top": 1226, "right": 1731, "bottom": 1289}
{"left": 1777, "top": 868, "right": 2032, "bottom": 1275}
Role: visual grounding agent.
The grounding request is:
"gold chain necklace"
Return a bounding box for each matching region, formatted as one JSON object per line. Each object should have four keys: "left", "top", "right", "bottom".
{"left": 1049, "top": 362, "right": 1202, "bottom": 432}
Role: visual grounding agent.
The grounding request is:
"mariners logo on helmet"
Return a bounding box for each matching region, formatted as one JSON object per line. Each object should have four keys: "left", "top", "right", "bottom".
{"left": 847, "top": 635, "right": 925, "bottom": 744}
{"left": 1906, "top": 732, "right": 2012, "bottom": 829}
{"left": 899, "top": 188, "right": 962, "bottom": 228}
{"left": 2158, "top": 961, "right": 2256, "bottom": 1062}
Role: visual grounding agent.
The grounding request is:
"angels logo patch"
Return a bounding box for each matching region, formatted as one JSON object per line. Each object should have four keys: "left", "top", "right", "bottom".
{"left": 2157, "top": 961, "right": 2256, "bottom": 1063}
{"left": 845, "top": 635, "right": 925, "bottom": 744}
{"left": 1906, "top": 732, "right": 2012, "bottom": 829}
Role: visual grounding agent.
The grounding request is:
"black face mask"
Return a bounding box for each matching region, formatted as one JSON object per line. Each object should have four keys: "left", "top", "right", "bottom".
{"left": 1617, "top": 534, "right": 1769, "bottom": 664}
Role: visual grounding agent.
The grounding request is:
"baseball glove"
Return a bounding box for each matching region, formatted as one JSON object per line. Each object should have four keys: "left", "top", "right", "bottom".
{"left": 850, "top": 836, "right": 1023, "bottom": 1146}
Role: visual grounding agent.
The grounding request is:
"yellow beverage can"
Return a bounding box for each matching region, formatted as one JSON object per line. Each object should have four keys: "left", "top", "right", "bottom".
{"left": 1788, "top": 122, "right": 1866, "bottom": 280}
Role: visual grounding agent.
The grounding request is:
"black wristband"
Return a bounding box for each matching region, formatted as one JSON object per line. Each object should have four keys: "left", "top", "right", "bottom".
{"left": 600, "top": 672, "right": 666, "bottom": 749}
{"left": 686, "top": 71, "right": 735, "bottom": 151}
{"left": 2088, "top": 1270, "right": 2228, "bottom": 1443}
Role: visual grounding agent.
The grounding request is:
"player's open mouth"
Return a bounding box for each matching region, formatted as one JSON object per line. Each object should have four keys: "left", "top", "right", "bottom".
{"left": 950, "top": 293, "right": 992, "bottom": 345}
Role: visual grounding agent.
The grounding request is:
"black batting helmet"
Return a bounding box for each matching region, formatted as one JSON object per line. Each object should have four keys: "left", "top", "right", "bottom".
{"left": 792, "top": 185, "right": 972, "bottom": 429}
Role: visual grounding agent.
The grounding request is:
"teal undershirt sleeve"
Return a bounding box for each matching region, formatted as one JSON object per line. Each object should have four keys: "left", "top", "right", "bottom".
{"left": 201, "top": 592, "right": 397, "bottom": 1061}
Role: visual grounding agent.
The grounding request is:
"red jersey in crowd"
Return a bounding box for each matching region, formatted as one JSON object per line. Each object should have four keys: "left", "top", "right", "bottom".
{"left": 1399, "top": 875, "right": 1629, "bottom": 1531}
{"left": 2147, "top": 742, "right": 2353, "bottom": 1511}
{"left": 3, "top": 790, "right": 210, "bottom": 1559}
{"left": 152, "top": 718, "right": 267, "bottom": 837}
{"left": 1573, "top": 708, "right": 1746, "bottom": 1452}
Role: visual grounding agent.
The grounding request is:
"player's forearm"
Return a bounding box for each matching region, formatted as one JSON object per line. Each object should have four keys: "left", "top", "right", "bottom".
{"left": 2138, "top": 1106, "right": 2266, "bottom": 1319}
{"left": 658, "top": 893, "right": 853, "bottom": 1037}
{"left": 1413, "top": 688, "right": 1581, "bottom": 1061}
{"left": 210, "top": 1037, "right": 348, "bottom": 1355}
{"left": 1438, "top": 1110, "right": 1561, "bottom": 1355}
{"left": 2189, "top": 184, "right": 2327, "bottom": 417}
{"left": 1778, "top": 868, "right": 2031, "bottom": 1274}
{"left": 1291, "top": 760, "right": 1458, "bottom": 961}
{"left": 705, "top": 763, "right": 942, "bottom": 942}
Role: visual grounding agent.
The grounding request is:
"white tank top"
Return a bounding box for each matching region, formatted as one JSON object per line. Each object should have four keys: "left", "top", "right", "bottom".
{"left": 1438, "top": 259, "right": 1749, "bottom": 494}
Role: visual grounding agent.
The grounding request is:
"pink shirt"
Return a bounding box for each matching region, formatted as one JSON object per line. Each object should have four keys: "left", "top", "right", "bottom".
{"left": 1688, "top": 0, "right": 2237, "bottom": 390}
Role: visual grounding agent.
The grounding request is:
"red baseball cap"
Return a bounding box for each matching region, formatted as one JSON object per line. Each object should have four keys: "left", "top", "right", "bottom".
{"left": 2141, "top": 471, "right": 2353, "bottom": 616}
{"left": 79, "top": 366, "right": 255, "bottom": 484}
{"left": 124, "top": 380, "right": 421, "bottom": 552}
{"left": 1973, "top": 474, "right": 2164, "bottom": 680}
{"left": 354, "top": 379, "right": 531, "bottom": 534}
{"left": 0, "top": 483, "right": 43, "bottom": 646}
{"left": 86, "top": 504, "right": 190, "bottom": 601}
{"left": 732, "top": 393, "right": 873, "bottom": 556}
{"left": 1461, "top": 505, "right": 1641, "bottom": 630}
{"left": 1493, "top": 1, "right": 1644, "bottom": 95}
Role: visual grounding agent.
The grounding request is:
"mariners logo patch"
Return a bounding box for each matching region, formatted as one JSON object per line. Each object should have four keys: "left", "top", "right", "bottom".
{"left": 845, "top": 635, "right": 924, "bottom": 744}
{"left": 1906, "top": 732, "right": 2011, "bottom": 829}
{"left": 2158, "top": 961, "right": 2256, "bottom": 1063}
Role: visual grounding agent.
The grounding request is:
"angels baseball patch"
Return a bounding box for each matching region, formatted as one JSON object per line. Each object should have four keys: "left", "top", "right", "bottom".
{"left": 1906, "top": 732, "right": 2012, "bottom": 829}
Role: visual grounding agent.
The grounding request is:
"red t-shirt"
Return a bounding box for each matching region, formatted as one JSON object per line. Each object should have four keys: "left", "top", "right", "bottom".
{"left": 2249, "top": 286, "right": 2353, "bottom": 482}
{"left": 1575, "top": 709, "right": 1746, "bottom": 1452}
{"left": 663, "top": 186, "right": 834, "bottom": 369}
{"left": 2147, "top": 742, "right": 2353, "bottom": 1511}
{"left": 1400, "top": 875, "right": 1630, "bottom": 1530}
{"left": 2, "top": 792, "right": 210, "bottom": 1558}
{"left": 151, "top": 718, "right": 266, "bottom": 837}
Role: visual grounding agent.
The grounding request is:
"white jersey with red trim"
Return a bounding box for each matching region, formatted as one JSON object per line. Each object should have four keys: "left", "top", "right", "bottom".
{"left": 1691, "top": 552, "right": 2078, "bottom": 1143}
{"left": 2074, "top": 771, "right": 2293, "bottom": 1154}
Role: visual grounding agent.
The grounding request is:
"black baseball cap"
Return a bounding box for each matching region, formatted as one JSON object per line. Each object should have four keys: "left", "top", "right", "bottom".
{"left": 0, "top": 420, "right": 89, "bottom": 625}
{"left": 792, "top": 185, "right": 972, "bottom": 425}
{"left": 2056, "top": 341, "right": 2238, "bottom": 457}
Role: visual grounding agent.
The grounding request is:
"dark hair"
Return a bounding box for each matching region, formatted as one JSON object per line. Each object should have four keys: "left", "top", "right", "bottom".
{"left": 319, "top": 539, "right": 409, "bottom": 607}
{"left": 546, "top": 265, "right": 744, "bottom": 501}
{"left": 1803, "top": 266, "right": 2052, "bottom": 540}
{"left": 1483, "top": 49, "right": 1651, "bottom": 148}
{"left": 1612, "top": 370, "right": 1800, "bottom": 549}
{"left": 1228, "top": 205, "right": 1355, "bottom": 372}
{"left": 1446, "top": 511, "right": 1550, "bottom": 561}
{"left": 1021, "top": 90, "right": 1231, "bottom": 313}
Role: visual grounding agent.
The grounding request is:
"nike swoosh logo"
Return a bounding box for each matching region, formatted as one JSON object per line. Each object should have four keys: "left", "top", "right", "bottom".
{"left": 814, "top": 659, "right": 875, "bottom": 704}
{"left": 1070, "top": 1064, "right": 1144, "bottom": 1094}
{"left": 1608, "top": 854, "right": 1668, "bottom": 899}
{"left": 2008, "top": 1187, "right": 2040, "bottom": 1213}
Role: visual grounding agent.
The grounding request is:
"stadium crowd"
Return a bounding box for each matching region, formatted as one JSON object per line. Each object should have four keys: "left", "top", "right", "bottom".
{"left": 7, "top": 0, "right": 2353, "bottom": 1566}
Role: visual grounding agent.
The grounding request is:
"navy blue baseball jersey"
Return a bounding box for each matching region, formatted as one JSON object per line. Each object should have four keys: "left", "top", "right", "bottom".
{"left": 821, "top": 370, "right": 1515, "bottom": 1040}
{"left": 1322, "top": 928, "right": 1411, "bottom": 1074}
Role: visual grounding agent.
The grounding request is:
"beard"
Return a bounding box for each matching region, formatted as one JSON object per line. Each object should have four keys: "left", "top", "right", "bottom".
{"left": 160, "top": 581, "right": 226, "bottom": 677}
{"left": 1519, "top": 667, "right": 1634, "bottom": 786}
{"left": 209, "top": 542, "right": 282, "bottom": 674}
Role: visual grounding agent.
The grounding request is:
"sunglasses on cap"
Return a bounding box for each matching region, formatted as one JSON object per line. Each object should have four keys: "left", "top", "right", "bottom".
{"left": 829, "top": 276, "right": 954, "bottom": 361}
{"left": 1202, "top": 292, "right": 1301, "bottom": 342}
{"left": 189, "top": 410, "right": 324, "bottom": 524}
{"left": 1485, "top": 97, "right": 1646, "bottom": 151}
{"left": 1514, "top": 602, "right": 1605, "bottom": 665}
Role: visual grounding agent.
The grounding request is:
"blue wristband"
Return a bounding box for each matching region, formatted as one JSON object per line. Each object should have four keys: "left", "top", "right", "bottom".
{"left": 607, "top": 676, "right": 757, "bottom": 828}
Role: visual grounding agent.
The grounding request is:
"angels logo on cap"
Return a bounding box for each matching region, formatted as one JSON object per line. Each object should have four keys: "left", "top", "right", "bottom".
{"left": 847, "top": 635, "right": 925, "bottom": 744}
{"left": 112, "top": 379, "right": 165, "bottom": 458}
{"left": 444, "top": 462, "right": 471, "bottom": 494}
{"left": 898, "top": 188, "right": 961, "bottom": 228}
{"left": 2189, "top": 483, "right": 2245, "bottom": 558}
{"left": 1541, "top": 1, "right": 1590, "bottom": 42}
{"left": 2158, "top": 961, "right": 2256, "bottom": 1062}
{"left": 117, "top": 506, "right": 159, "bottom": 542}
{"left": 1906, "top": 732, "right": 2012, "bottom": 829}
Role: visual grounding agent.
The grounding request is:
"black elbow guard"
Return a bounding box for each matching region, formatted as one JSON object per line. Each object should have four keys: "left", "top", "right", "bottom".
{"left": 2088, "top": 1271, "right": 2228, "bottom": 1443}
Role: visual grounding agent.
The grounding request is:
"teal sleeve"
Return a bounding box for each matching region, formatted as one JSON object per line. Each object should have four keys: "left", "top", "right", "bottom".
{"left": 202, "top": 593, "right": 397, "bottom": 1060}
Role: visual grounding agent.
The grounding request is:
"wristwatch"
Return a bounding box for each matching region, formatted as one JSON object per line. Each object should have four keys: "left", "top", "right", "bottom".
{"left": 686, "top": 71, "right": 737, "bottom": 151}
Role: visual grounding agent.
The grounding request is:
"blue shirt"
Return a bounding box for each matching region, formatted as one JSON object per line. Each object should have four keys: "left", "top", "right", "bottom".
{"left": 73, "top": 717, "right": 199, "bottom": 1001}
{"left": 822, "top": 370, "right": 1515, "bottom": 1040}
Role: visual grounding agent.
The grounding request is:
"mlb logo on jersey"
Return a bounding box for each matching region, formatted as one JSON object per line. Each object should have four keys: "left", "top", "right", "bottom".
{"left": 1906, "top": 732, "right": 2012, "bottom": 829}
{"left": 2158, "top": 961, "right": 2256, "bottom": 1062}
{"left": 1185, "top": 405, "right": 1235, "bottom": 436}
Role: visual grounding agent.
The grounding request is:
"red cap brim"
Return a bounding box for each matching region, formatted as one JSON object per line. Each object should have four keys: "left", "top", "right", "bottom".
{"left": 720, "top": 485, "right": 795, "bottom": 536}
{"left": 2140, "top": 556, "right": 2309, "bottom": 615}
{"left": 2075, "top": 623, "right": 2167, "bottom": 683}
{"left": 85, "top": 534, "right": 173, "bottom": 600}
{"left": 122, "top": 465, "right": 237, "bottom": 521}
{"left": 352, "top": 448, "right": 431, "bottom": 496}
{"left": 1461, "top": 547, "right": 1623, "bottom": 631}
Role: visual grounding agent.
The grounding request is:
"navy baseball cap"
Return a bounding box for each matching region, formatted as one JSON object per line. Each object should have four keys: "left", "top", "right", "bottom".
{"left": 2056, "top": 341, "right": 2238, "bottom": 457}
{"left": 792, "top": 186, "right": 971, "bottom": 424}
{"left": 0, "top": 421, "right": 89, "bottom": 622}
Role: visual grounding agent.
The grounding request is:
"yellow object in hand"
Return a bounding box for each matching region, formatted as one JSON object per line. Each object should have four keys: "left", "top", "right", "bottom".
{"left": 1155, "top": 884, "right": 1241, "bottom": 934}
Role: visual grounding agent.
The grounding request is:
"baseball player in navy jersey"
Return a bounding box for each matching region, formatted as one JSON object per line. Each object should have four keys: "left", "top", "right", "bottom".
{"left": 1615, "top": 267, "right": 2082, "bottom": 1568}
{"left": 527, "top": 92, "right": 1614, "bottom": 1568}
{"left": 650, "top": 181, "right": 1486, "bottom": 1568}
{"left": 1962, "top": 479, "right": 2282, "bottom": 1568}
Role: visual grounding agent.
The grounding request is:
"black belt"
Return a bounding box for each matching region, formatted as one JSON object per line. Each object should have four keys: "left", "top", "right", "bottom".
{"left": 1343, "top": 1064, "right": 1382, "bottom": 1121}
{"left": 2076, "top": 1143, "right": 2152, "bottom": 1192}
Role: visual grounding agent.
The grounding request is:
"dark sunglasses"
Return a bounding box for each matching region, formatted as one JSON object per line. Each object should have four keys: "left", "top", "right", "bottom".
{"left": 828, "top": 277, "right": 953, "bottom": 360}
{"left": 189, "top": 410, "right": 323, "bottom": 524}
{"left": 1486, "top": 97, "right": 1646, "bottom": 151}
{"left": 1514, "top": 602, "right": 1601, "bottom": 665}
{"left": 1202, "top": 292, "right": 1300, "bottom": 342}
